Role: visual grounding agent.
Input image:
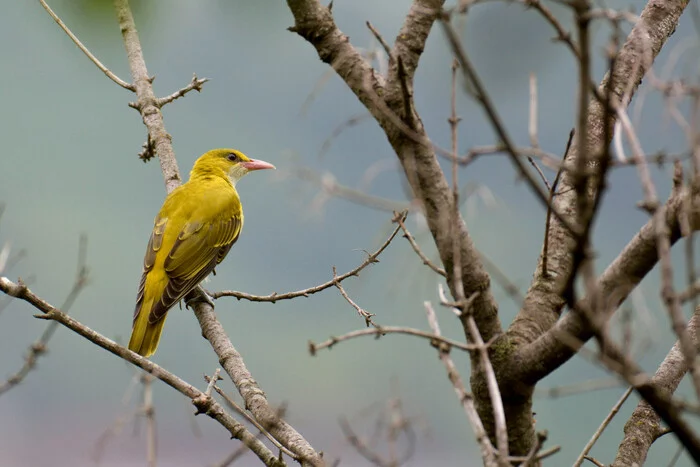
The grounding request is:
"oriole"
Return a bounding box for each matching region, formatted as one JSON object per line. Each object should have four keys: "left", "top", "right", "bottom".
{"left": 128, "top": 148, "right": 275, "bottom": 357}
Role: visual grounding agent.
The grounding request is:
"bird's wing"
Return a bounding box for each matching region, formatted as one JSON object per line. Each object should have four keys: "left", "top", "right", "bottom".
{"left": 148, "top": 213, "right": 242, "bottom": 324}
{"left": 133, "top": 216, "right": 168, "bottom": 324}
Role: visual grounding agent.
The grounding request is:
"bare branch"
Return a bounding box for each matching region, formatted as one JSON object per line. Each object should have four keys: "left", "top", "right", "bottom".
{"left": 439, "top": 286, "right": 509, "bottom": 464}
{"left": 206, "top": 378, "right": 298, "bottom": 462}
{"left": 212, "top": 404, "right": 290, "bottom": 467}
{"left": 213, "top": 214, "right": 403, "bottom": 302}
{"left": 573, "top": 387, "right": 633, "bottom": 467}
{"left": 0, "top": 277, "right": 282, "bottom": 467}
{"left": 613, "top": 311, "right": 700, "bottom": 466}
{"left": 309, "top": 325, "right": 482, "bottom": 355}
{"left": 0, "top": 235, "right": 89, "bottom": 396}
{"left": 189, "top": 298, "right": 323, "bottom": 466}
{"left": 441, "top": 14, "right": 581, "bottom": 238}
{"left": 156, "top": 73, "right": 209, "bottom": 107}
{"left": 423, "top": 301, "right": 498, "bottom": 467}
{"left": 38, "top": 0, "right": 134, "bottom": 90}
{"left": 114, "top": 0, "right": 182, "bottom": 190}
{"left": 512, "top": 0, "right": 693, "bottom": 377}
{"left": 395, "top": 214, "right": 446, "bottom": 277}
{"left": 332, "top": 266, "right": 377, "bottom": 327}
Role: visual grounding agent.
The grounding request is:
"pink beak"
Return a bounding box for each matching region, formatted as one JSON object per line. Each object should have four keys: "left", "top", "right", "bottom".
{"left": 242, "top": 159, "right": 276, "bottom": 171}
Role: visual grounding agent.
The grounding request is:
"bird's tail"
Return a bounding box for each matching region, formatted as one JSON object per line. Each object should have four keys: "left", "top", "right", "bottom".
{"left": 128, "top": 298, "right": 168, "bottom": 357}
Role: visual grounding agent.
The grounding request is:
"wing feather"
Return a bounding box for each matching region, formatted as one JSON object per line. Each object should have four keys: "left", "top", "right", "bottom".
{"left": 133, "top": 216, "right": 168, "bottom": 323}
{"left": 147, "top": 214, "right": 241, "bottom": 323}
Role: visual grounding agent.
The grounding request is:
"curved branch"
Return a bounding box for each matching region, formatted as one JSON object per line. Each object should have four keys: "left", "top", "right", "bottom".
{"left": 213, "top": 214, "right": 403, "bottom": 302}
{"left": 39, "top": 0, "right": 134, "bottom": 91}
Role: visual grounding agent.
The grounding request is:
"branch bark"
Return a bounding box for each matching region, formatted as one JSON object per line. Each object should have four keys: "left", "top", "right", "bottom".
{"left": 612, "top": 310, "right": 700, "bottom": 466}
{"left": 191, "top": 301, "right": 324, "bottom": 466}
{"left": 114, "top": 0, "right": 181, "bottom": 191}
{"left": 0, "top": 277, "right": 283, "bottom": 467}
{"left": 288, "top": 0, "right": 691, "bottom": 459}
{"left": 508, "top": 0, "right": 691, "bottom": 351}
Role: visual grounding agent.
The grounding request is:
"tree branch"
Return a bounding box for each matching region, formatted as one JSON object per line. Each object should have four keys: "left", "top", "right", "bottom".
{"left": 0, "top": 277, "right": 283, "bottom": 467}
{"left": 508, "top": 0, "right": 692, "bottom": 365}
{"left": 155, "top": 73, "right": 209, "bottom": 107}
{"left": 190, "top": 299, "right": 324, "bottom": 466}
{"left": 612, "top": 310, "right": 700, "bottom": 466}
{"left": 0, "top": 235, "right": 89, "bottom": 396}
{"left": 514, "top": 170, "right": 696, "bottom": 383}
{"left": 213, "top": 214, "right": 403, "bottom": 302}
{"left": 39, "top": 0, "right": 134, "bottom": 90}
{"left": 114, "top": 0, "right": 182, "bottom": 190}
{"left": 286, "top": 0, "right": 501, "bottom": 345}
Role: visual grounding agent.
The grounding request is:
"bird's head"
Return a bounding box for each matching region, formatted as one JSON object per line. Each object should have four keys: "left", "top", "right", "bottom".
{"left": 191, "top": 148, "right": 275, "bottom": 185}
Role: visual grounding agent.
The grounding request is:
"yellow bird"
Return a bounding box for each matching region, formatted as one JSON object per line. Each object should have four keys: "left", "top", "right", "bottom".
{"left": 128, "top": 148, "right": 275, "bottom": 357}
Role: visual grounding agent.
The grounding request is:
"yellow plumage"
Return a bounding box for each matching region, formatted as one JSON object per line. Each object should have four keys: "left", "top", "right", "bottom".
{"left": 128, "top": 148, "right": 275, "bottom": 357}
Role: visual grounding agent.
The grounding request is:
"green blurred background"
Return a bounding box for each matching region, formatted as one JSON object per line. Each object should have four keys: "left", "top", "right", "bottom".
{"left": 1, "top": 0, "right": 699, "bottom": 465}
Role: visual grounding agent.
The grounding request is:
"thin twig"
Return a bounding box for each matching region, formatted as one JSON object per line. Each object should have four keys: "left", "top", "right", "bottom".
{"left": 317, "top": 113, "right": 373, "bottom": 159}
{"left": 395, "top": 214, "right": 446, "bottom": 277}
{"left": 584, "top": 456, "right": 605, "bottom": 467}
{"left": 211, "top": 403, "right": 289, "bottom": 467}
{"left": 441, "top": 14, "right": 581, "bottom": 238}
{"left": 155, "top": 73, "right": 209, "bottom": 107}
{"left": 214, "top": 214, "right": 404, "bottom": 302}
{"left": 423, "top": 302, "right": 498, "bottom": 467}
{"left": 542, "top": 129, "right": 574, "bottom": 277}
{"left": 38, "top": 0, "right": 134, "bottom": 90}
{"left": 309, "top": 325, "right": 482, "bottom": 355}
{"left": 366, "top": 21, "right": 392, "bottom": 60}
{"left": 191, "top": 300, "right": 321, "bottom": 465}
{"left": 0, "top": 235, "right": 89, "bottom": 396}
{"left": 332, "top": 266, "right": 377, "bottom": 327}
{"left": 205, "top": 368, "right": 222, "bottom": 397}
{"left": 620, "top": 101, "right": 700, "bottom": 401}
{"left": 573, "top": 387, "right": 633, "bottom": 467}
{"left": 438, "top": 285, "right": 509, "bottom": 464}
{"left": 206, "top": 378, "right": 298, "bottom": 461}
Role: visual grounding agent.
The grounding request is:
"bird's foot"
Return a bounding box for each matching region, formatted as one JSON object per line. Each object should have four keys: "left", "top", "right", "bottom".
{"left": 184, "top": 286, "right": 216, "bottom": 310}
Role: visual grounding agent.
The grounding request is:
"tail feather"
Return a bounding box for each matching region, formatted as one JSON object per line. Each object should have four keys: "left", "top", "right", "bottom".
{"left": 128, "top": 298, "right": 168, "bottom": 357}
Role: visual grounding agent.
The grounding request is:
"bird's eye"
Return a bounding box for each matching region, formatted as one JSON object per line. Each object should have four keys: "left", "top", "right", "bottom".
{"left": 227, "top": 153, "right": 239, "bottom": 162}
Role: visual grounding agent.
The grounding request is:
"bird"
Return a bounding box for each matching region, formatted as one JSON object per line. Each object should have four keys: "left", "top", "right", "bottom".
{"left": 128, "top": 148, "right": 275, "bottom": 357}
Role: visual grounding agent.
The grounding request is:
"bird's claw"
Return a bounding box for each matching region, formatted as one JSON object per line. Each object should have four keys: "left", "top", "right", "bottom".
{"left": 184, "top": 286, "right": 216, "bottom": 310}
